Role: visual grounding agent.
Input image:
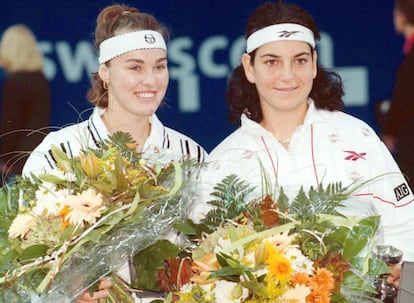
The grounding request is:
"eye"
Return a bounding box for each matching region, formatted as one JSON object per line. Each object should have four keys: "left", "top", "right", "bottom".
{"left": 295, "top": 58, "right": 308, "bottom": 65}
{"left": 155, "top": 63, "right": 167, "bottom": 71}
{"left": 264, "top": 59, "right": 278, "bottom": 66}
{"left": 129, "top": 65, "right": 142, "bottom": 71}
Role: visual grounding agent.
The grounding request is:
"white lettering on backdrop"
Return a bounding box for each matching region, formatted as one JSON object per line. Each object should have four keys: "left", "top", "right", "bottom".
{"left": 38, "top": 32, "right": 368, "bottom": 113}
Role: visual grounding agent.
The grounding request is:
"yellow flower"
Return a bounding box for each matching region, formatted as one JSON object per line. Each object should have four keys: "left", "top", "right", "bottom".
{"left": 79, "top": 152, "right": 99, "bottom": 179}
{"left": 266, "top": 243, "right": 293, "bottom": 283}
{"left": 265, "top": 242, "right": 293, "bottom": 298}
{"left": 8, "top": 213, "right": 37, "bottom": 238}
{"left": 63, "top": 188, "right": 106, "bottom": 227}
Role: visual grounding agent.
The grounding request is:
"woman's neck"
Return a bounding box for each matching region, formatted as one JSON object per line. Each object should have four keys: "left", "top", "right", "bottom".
{"left": 102, "top": 111, "right": 151, "bottom": 151}
{"left": 260, "top": 103, "right": 308, "bottom": 146}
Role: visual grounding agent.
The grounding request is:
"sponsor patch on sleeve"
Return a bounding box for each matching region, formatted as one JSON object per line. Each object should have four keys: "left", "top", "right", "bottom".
{"left": 394, "top": 183, "right": 411, "bottom": 201}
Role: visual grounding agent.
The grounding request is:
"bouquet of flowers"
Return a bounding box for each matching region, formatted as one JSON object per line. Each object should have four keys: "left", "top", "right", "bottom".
{"left": 154, "top": 175, "right": 389, "bottom": 303}
{"left": 0, "top": 132, "right": 201, "bottom": 303}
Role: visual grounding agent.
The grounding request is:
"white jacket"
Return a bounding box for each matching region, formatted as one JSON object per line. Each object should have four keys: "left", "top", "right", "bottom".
{"left": 23, "top": 106, "right": 206, "bottom": 175}
{"left": 193, "top": 101, "right": 414, "bottom": 261}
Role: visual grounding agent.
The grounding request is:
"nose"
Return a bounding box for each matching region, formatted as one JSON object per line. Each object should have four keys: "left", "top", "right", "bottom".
{"left": 279, "top": 62, "right": 294, "bottom": 81}
{"left": 142, "top": 69, "right": 156, "bottom": 85}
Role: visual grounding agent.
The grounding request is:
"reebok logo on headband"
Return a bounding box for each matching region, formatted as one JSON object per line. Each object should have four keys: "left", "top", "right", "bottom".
{"left": 278, "top": 30, "right": 301, "bottom": 38}
{"left": 246, "top": 23, "right": 315, "bottom": 53}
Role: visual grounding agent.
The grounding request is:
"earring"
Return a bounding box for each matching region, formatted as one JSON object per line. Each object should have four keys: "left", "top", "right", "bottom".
{"left": 103, "top": 81, "right": 108, "bottom": 90}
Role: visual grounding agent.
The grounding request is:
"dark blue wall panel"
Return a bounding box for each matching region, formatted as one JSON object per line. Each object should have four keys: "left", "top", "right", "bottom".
{"left": 0, "top": 0, "right": 402, "bottom": 151}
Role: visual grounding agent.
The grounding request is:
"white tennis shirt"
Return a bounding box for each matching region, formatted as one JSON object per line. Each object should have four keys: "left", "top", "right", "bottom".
{"left": 193, "top": 101, "right": 414, "bottom": 261}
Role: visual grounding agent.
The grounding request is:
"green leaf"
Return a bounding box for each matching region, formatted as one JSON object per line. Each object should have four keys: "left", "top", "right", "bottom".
{"left": 0, "top": 184, "right": 19, "bottom": 222}
{"left": 19, "top": 245, "right": 49, "bottom": 261}
{"left": 173, "top": 221, "right": 197, "bottom": 235}
{"left": 114, "top": 153, "right": 129, "bottom": 192}
{"left": 38, "top": 172, "right": 68, "bottom": 185}
{"left": 0, "top": 235, "right": 10, "bottom": 250}
{"left": 0, "top": 248, "right": 18, "bottom": 271}
{"left": 50, "top": 144, "right": 73, "bottom": 172}
{"left": 132, "top": 240, "right": 180, "bottom": 290}
{"left": 208, "top": 266, "right": 246, "bottom": 279}
{"left": 342, "top": 270, "right": 378, "bottom": 295}
{"left": 350, "top": 256, "right": 389, "bottom": 280}
{"left": 343, "top": 216, "right": 380, "bottom": 259}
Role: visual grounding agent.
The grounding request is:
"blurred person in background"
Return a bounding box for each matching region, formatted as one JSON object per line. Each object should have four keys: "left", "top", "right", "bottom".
{"left": 382, "top": 0, "right": 414, "bottom": 189}
{"left": 0, "top": 24, "right": 51, "bottom": 184}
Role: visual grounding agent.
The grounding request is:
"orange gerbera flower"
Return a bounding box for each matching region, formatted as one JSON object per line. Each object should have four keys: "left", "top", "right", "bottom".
{"left": 309, "top": 268, "right": 335, "bottom": 291}
{"left": 306, "top": 268, "right": 335, "bottom": 303}
{"left": 291, "top": 272, "right": 310, "bottom": 286}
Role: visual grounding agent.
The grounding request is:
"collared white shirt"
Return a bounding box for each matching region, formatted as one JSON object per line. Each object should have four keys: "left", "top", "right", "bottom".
{"left": 193, "top": 101, "right": 414, "bottom": 261}
{"left": 22, "top": 106, "right": 206, "bottom": 175}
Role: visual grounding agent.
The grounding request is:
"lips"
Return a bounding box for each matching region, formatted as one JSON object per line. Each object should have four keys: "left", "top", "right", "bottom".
{"left": 276, "top": 86, "right": 297, "bottom": 92}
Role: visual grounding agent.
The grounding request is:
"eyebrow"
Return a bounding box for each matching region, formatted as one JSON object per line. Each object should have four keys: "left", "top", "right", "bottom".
{"left": 260, "top": 51, "right": 311, "bottom": 58}
{"left": 125, "top": 57, "right": 168, "bottom": 64}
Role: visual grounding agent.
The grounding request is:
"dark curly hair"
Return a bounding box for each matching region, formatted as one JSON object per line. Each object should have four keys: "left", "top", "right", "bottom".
{"left": 227, "top": 1, "right": 344, "bottom": 125}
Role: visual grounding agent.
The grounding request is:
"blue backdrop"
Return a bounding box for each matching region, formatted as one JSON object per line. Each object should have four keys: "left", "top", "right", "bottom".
{"left": 0, "top": 0, "right": 403, "bottom": 152}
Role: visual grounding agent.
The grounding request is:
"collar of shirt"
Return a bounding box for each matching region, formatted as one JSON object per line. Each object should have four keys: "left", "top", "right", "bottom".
{"left": 240, "top": 99, "right": 326, "bottom": 137}
{"left": 89, "top": 106, "right": 166, "bottom": 150}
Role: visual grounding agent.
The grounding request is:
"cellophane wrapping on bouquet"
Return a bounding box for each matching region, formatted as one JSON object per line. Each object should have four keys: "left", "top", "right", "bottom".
{"left": 0, "top": 132, "right": 202, "bottom": 303}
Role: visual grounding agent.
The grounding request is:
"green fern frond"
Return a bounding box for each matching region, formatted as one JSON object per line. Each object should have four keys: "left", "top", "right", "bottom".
{"left": 202, "top": 174, "right": 256, "bottom": 228}
{"left": 289, "top": 182, "right": 349, "bottom": 222}
{"left": 275, "top": 187, "right": 289, "bottom": 213}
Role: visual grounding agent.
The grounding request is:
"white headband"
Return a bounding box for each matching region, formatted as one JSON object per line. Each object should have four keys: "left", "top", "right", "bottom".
{"left": 246, "top": 23, "right": 315, "bottom": 53}
{"left": 99, "top": 30, "right": 167, "bottom": 64}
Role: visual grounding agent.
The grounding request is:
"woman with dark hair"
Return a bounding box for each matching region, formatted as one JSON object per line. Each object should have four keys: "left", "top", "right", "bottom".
{"left": 226, "top": 2, "right": 344, "bottom": 126}
{"left": 21, "top": 3, "right": 206, "bottom": 303}
{"left": 193, "top": 1, "right": 414, "bottom": 291}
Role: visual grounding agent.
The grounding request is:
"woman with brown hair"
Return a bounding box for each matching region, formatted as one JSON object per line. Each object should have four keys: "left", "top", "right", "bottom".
{"left": 22, "top": 3, "right": 206, "bottom": 303}
{"left": 23, "top": 5, "right": 206, "bottom": 177}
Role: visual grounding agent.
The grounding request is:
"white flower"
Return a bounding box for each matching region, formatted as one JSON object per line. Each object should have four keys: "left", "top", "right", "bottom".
{"left": 216, "top": 237, "right": 232, "bottom": 252}
{"left": 201, "top": 281, "right": 248, "bottom": 303}
{"left": 179, "top": 282, "right": 194, "bottom": 293}
{"left": 33, "top": 186, "right": 71, "bottom": 216}
{"left": 243, "top": 250, "right": 255, "bottom": 266}
{"left": 8, "top": 213, "right": 37, "bottom": 238}
{"left": 63, "top": 188, "right": 106, "bottom": 227}
{"left": 280, "top": 284, "right": 311, "bottom": 303}
{"left": 265, "top": 230, "right": 296, "bottom": 249}
{"left": 284, "top": 247, "right": 314, "bottom": 275}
